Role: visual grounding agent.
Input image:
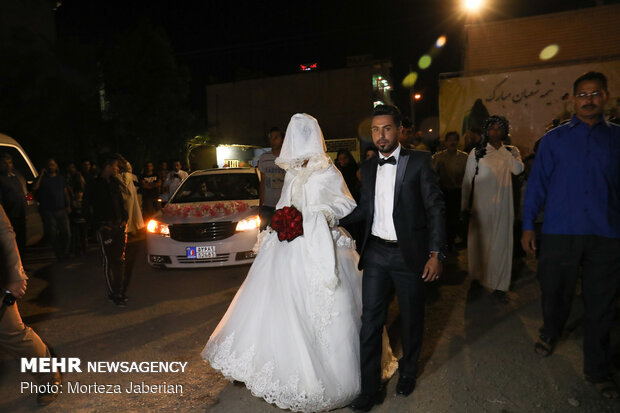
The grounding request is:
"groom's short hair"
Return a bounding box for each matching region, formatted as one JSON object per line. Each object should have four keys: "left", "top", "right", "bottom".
{"left": 372, "top": 105, "right": 402, "bottom": 127}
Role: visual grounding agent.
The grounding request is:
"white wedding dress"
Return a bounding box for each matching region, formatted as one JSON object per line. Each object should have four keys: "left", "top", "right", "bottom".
{"left": 202, "top": 114, "right": 396, "bottom": 412}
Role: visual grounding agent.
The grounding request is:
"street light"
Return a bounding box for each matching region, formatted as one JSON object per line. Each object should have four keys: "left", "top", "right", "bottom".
{"left": 413, "top": 93, "right": 422, "bottom": 101}
{"left": 463, "top": 0, "right": 484, "bottom": 12}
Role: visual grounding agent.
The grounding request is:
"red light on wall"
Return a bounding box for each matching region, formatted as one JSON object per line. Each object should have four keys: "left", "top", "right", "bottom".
{"left": 300, "top": 63, "right": 318, "bottom": 71}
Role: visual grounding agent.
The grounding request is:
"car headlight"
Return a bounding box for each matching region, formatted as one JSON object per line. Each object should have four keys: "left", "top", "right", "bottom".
{"left": 236, "top": 215, "right": 260, "bottom": 231}
{"left": 146, "top": 219, "right": 170, "bottom": 237}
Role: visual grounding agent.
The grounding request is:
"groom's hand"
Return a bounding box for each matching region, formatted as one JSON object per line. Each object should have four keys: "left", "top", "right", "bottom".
{"left": 422, "top": 254, "right": 442, "bottom": 282}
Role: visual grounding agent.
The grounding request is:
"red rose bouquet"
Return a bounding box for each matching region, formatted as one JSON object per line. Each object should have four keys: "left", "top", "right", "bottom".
{"left": 270, "top": 206, "right": 303, "bottom": 242}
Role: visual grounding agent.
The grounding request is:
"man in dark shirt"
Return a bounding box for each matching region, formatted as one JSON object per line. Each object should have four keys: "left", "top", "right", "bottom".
{"left": 0, "top": 153, "right": 27, "bottom": 252}
{"left": 89, "top": 154, "right": 129, "bottom": 307}
{"left": 33, "top": 158, "right": 71, "bottom": 260}
{"left": 522, "top": 71, "right": 620, "bottom": 398}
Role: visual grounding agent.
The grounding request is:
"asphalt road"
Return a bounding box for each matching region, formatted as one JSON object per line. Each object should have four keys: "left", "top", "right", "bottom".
{"left": 0, "top": 237, "right": 619, "bottom": 412}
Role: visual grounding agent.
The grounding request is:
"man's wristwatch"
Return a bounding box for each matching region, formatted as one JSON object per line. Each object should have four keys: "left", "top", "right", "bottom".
{"left": 429, "top": 251, "right": 447, "bottom": 262}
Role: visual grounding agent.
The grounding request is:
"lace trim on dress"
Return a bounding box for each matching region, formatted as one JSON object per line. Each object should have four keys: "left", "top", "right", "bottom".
{"left": 252, "top": 228, "right": 277, "bottom": 254}
{"left": 307, "top": 258, "right": 337, "bottom": 349}
{"left": 204, "top": 333, "right": 348, "bottom": 413}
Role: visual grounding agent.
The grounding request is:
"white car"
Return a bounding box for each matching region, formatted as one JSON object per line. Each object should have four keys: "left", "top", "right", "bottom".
{"left": 146, "top": 168, "right": 261, "bottom": 268}
{"left": 0, "top": 133, "right": 44, "bottom": 246}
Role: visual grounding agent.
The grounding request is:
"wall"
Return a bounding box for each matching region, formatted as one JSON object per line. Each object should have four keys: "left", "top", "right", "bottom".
{"left": 464, "top": 4, "right": 620, "bottom": 73}
{"left": 206, "top": 63, "right": 392, "bottom": 146}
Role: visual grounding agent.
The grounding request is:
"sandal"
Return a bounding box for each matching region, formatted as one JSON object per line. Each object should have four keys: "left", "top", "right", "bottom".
{"left": 534, "top": 335, "right": 554, "bottom": 357}
{"left": 586, "top": 376, "right": 620, "bottom": 399}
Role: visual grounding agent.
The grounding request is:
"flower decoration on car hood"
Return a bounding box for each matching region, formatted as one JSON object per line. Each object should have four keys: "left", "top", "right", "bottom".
{"left": 163, "top": 201, "right": 249, "bottom": 218}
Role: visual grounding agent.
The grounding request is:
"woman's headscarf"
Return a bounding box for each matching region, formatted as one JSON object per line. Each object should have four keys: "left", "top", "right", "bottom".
{"left": 275, "top": 113, "right": 330, "bottom": 172}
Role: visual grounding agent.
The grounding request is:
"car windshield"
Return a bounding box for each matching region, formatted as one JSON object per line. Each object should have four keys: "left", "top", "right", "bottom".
{"left": 171, "top": 172, "right": 260, "bottom": 203}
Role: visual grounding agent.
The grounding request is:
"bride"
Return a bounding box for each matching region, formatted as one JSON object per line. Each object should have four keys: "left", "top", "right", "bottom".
{"left": 202, "top": 113, "right": 396, "bottom": 412}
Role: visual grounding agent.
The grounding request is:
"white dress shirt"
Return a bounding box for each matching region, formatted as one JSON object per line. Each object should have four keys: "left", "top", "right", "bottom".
{"left": 371, "top": 145, "right": 401, "bottom": 241}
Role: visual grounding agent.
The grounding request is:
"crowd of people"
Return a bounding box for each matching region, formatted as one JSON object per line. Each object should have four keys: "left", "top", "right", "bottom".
{"left": 0, "top": 154, "right": 198, "bottom": 312}
{"left": 3, "top": 70, "right": 619, "bottom": 408}
{"left": 242, "top": 71, "right": 620, "bottom": 409}
{"left": 0, "top": 155, "right": 196, "bottom": 259}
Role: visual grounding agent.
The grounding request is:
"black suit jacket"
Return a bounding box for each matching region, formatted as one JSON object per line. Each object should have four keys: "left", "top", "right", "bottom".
{"left": 341, "top": 148, "right": 445, "bottom": 273}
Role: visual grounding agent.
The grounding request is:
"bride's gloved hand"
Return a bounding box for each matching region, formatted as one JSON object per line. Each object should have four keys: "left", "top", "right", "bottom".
{"left": 323, "top": 210, "right": 336, "bottom": 228}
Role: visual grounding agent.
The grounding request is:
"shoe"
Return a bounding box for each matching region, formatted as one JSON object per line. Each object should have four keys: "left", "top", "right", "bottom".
{"left": 534, "top": 334, "right": 555, "bottom": 357}
{"left": 349, "top": 386, "right": 386, "bottom": 411}
{"left": 492, "top": 290, "right": 509, "bottom": 303}
{"left": 396, "top": 375, "right": 416, "bottom": 396}
{"left": 108, "top": 293, "right": 127, "bottom": 307}
{"left": 37, "top": 372, "right": 62, "bottom": 406}
{"left": 114, "top": 297, "right": 127, "bottom": 307}
{"left": 586, "top": 375, "right": 620, "bottom": 399}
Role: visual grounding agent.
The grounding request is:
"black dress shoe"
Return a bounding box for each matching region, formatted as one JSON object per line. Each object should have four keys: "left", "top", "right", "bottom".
{"left": 37, "top": 372, "right": 62, "bottom": 406}
{"left": 396, "top": 376, "right": 416, "bottom": 396}
{"left": 349, "top": 386, "right": 386, "bottom": 411}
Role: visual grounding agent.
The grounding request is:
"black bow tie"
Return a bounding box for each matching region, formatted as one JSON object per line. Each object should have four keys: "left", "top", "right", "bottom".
{"left": 378, "top": 156, "right": 396, "bottom": 166}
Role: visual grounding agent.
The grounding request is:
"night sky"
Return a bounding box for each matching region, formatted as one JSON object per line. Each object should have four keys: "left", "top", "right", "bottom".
{"left": 54, "top": 0, "right": 613, "bottom": 126}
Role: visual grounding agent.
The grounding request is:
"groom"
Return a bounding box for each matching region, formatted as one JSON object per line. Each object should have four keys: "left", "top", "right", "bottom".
{"left": 342, "top": 104, "right": 445, "bottom": 411}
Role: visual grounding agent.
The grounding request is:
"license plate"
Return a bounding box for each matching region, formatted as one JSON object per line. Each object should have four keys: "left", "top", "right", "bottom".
{"left": 186, "top": 246, "right": 216, "bottom": 259}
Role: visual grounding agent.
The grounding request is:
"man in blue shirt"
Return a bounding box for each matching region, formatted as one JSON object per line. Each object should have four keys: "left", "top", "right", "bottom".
{"left": 522, "top": 71, "right": 620, "bottom": 398}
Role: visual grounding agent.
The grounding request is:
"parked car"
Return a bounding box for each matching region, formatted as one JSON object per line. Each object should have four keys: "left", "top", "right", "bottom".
{"left": 0, "top": 133, "right": 43, "bottom": 246}
{"left": 146, "top": 168, "right": 261, "bottom": 268}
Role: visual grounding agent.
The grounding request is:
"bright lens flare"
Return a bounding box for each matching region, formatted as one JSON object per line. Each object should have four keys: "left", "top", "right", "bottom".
{"left": 147, "top": 219, "right": 170, "bottom": 236}
{"left": 464, "top": 0, "right": 483, "bottom": 11}
{"left": 539, "top": 44, "right": 559, "bottom": 61}
{"left": 435, "top": 36, "right": 447, "bottom": 48}
{"left": 402, "top": 72, "right": 418, "bottom": 88}
{"left": 418, "top": 55, "right": 432, "bottom": 70}
{"left": 236, "top": 215, "right": 261, "bottom": 231}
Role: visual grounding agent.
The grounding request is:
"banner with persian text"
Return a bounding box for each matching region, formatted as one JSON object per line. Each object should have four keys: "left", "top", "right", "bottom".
{"left": 439, "top": 60, "right": 620, "bottom": 154}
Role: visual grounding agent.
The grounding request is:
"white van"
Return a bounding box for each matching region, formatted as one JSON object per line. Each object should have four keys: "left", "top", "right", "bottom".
{"left": 0, "top": 133, "right": 44, "bottom": 246}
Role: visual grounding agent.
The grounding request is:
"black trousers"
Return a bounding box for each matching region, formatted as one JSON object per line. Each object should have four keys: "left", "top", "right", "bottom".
{"left": 538, "top": 234, "right": 620, "bottom": 380}
{"left": 442, "top": 187, "right": 463, "bottom": 246}
{"left": 96, "top": 224, "right": 128, "bottom": 297}
{"left": 360, "top": 237, "right": 425, "bottom": 395}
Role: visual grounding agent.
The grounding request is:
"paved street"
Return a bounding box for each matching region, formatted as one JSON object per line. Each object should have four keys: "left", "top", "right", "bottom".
{"left": 0, "top": 238, "right": 619, "bottom": 412}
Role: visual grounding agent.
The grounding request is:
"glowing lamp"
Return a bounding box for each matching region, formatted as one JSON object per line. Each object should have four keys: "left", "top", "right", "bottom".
{"left": 147, "top": 220, "right": 170, "bottom": 237}
{"left": 236, "top": 215, "right": 261, "bottom": 231}
{"left": 464, "top": 0, "right": 483, "bottom": 12}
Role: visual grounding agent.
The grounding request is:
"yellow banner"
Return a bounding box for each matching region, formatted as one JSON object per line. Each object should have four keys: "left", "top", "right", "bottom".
{"left": 439, "top": 60, "right": 620, "bottom": 154}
